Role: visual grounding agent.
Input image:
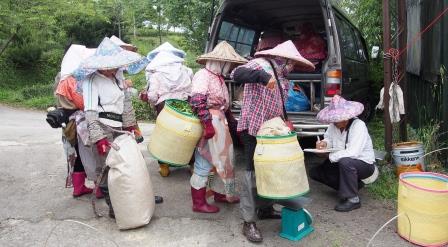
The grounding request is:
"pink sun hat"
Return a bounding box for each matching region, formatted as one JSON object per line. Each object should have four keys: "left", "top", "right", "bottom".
{"left": 317, "top": 95, "right": 364, "bottom": 123}
{"left": 255, "top": 40, "right": 315, "bottom": 71}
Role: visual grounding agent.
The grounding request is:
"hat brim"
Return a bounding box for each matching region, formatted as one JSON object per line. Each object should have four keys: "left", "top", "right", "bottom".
{"left": 316, "top": 101, "right": 364, "bottom": 123}
{"left": 196, "top": 56, "right": 247, "bottom": 65}
{"left": 254, "top": 52, "right": 315, "bottom": 71}
{"left": 81, "top": 50, "right": 143, "bottom": 70}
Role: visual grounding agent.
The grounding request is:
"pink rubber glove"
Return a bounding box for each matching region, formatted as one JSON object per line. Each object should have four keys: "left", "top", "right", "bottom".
{"left": 96, "top": 138, "right": 111, "bottom": 156}
{"left": 139, "top": 91, "right": 148, "bottom": 102}
{"left": 203, "top": 120, "right": 215, "bottom": 139}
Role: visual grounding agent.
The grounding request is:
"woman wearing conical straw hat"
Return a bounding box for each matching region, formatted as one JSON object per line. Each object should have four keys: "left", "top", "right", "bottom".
{"left": 188, "top": 41, "right": 247, "bottom": 213}
{"left": 230, "top": 40, "right": 315, "bottom": 242}
{"left": 77, "top": 37, "right": 160, "bottom": 218}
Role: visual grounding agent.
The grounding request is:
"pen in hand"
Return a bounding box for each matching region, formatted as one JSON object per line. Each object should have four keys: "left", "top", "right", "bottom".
{"left": 316, "top": 135, "right": 321, "bottom": 149}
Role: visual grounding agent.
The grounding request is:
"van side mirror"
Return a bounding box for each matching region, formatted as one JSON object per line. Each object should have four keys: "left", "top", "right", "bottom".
{"left": 371, "top": 46, "right": 380, "bottom": 59}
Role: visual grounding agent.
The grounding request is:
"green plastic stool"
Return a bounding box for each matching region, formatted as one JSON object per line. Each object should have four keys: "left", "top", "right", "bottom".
{"left": 279, "top": 207, "right": 314, "bottom": 241}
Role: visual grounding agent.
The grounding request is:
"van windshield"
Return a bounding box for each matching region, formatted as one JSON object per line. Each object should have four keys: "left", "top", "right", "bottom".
{"left": 218, "top": 21, "right": 256, "bottom": 57}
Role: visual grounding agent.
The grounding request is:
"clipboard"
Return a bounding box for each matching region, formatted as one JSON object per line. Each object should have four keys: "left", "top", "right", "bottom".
{"left": 303, "top": 148, "right": 341, "bottom": 153}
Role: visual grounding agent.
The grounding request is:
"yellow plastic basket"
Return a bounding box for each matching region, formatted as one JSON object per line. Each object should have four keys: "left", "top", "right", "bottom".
{"left": 148, "top": 100, "right": 202, "bottom": 166}
{"left": 254, "top": 133, "right": 309, "bottom": 199}
{"left": 397, "top": 172, "right": 448, "bottom": 246}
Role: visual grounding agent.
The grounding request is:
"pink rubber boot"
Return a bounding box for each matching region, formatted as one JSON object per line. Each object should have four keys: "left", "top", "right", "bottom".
{"left": 191, "top": 187, "right": 220, "bottom": 213}
{"left": 72, "top": 172, "right": 93, "bottom": 197}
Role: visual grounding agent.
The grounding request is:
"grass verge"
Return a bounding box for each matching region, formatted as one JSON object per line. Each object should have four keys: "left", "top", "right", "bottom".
{"left": 366, "top": 114, "right": 399, "bottom": 200}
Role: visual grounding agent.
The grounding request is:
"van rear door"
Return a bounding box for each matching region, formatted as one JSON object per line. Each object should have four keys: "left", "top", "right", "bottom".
{"left": 207, "top": 0, "right": 331, "bottom": 136}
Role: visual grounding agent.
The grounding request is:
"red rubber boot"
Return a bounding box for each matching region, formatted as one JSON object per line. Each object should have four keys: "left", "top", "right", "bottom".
{"left": 72, "top": 172, "right": 93, "bottom": 197}
{"left": 191, "top": 187, "right": 219, "bottom": 213}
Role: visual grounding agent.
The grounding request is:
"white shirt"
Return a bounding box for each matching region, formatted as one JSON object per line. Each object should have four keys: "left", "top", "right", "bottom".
{"left": 83, "top": 72, "right": 125, "bottom": 127}
{"left": 146, "top": 64, "right": 193, "bottom": 106}
{"left": 323, "top": 118, "right": 375, "bottom": 164}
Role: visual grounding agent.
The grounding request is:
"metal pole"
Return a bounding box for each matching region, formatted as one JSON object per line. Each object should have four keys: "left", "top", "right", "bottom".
{"left": 383, "top": 0, "right": 393, "bottom": 152}
{"left": 398, "top": 0, "right": 408, "bottom": 141}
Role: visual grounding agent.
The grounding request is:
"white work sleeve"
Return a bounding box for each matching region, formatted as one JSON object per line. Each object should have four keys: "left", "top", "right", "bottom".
{"left": 329, "top": 121, "right": 368, "bottom": 163}
{"left": 147, "top": 74, "right": 161, "bottom": 106}
{"left": 322, "top": 124, "right": 334, "bottom": 149}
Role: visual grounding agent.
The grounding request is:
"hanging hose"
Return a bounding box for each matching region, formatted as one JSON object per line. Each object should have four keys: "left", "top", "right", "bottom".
{"left": 418, "top": 147, "right": 448, "bottom": 160}
{"left": 366, "top": 213, "right": 411, "bottom": 247}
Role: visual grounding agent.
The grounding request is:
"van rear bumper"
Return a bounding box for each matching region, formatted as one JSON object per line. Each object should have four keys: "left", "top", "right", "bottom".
{"left": 290, "top": 115, "right": 328, "bottom": 137}
{"left": 232, "top": 110, "right": 328, "bottom": 137}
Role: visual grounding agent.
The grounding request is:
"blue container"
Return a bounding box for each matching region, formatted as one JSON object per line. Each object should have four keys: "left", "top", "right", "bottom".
{"left": 279, "top": 207, "right": 314, "bottom": 242}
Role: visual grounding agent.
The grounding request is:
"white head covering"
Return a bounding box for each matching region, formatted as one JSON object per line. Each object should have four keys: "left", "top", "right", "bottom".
{"left": 147, "top": 42, "right": 186, "bottom": 61}
{"left": 146, "top": 51, "right": 184, "bottom": 71}
{"left": 60, "top": 44, "right": 95, "bottom": 80}
{"left": 205, "top": 60, "right": 232, "bottom": 76}
{"left": 145, "top": 51, "right": 192, "bottom": 90}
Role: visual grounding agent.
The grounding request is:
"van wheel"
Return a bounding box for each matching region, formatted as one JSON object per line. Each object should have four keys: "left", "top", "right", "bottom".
{"left": 359, "top": 98, "right": 374, "bottom": 122}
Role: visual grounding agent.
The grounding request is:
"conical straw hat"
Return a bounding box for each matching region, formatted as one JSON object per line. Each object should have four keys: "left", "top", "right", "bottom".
{"left": 197, "top": 41, "right": 248, "bottom": 65}
{"left": 110, "top": 35, "right": 136, "bottom": 49}
{"left": 255, "top": 40, "right": 315, "bottom": 70}
{"left": 81, "top": 37, "right": 143, "bottom": 70}
{"left": 60, "top": 44, "right": 96, "bottom": 80}
{"left": 316, "top": 95, "right": 364, "bottom": 123}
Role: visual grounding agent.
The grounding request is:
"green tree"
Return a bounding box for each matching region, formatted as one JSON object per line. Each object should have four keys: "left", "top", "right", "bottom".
{"left": 163, "top": 0, "right": 216, "bottom": 52}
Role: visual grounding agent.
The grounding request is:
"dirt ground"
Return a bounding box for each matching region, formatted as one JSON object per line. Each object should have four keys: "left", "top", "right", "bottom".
{"left": 0, "top": 105, "right": 413, "bottom": 246}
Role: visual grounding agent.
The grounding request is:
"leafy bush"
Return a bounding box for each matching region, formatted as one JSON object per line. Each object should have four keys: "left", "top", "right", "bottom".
{"left": 64, "top": 15, "right": 116, "bottom": 47}
{"left": 132, "top": 98, "right": 156, "bottom": 121}
{"left": 136, "top": 27, "right": 161, "bottom": 37}
{"left": 408, "top": 122, "right": 447, "bottom": 171}
{"left": 40, "top": 49, "right": 64, "bottom": 69}
{"left": 7, "top": 43, "right": 43, "bottom": 68}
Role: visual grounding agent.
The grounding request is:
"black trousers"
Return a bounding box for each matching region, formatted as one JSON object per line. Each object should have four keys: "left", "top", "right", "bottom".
{"left": 240, "top": 130, "right": 257, "bottom": 171}
{"left": 309, "top": 158, "right": 375, "bottom": 199}
{"left": 73, "top": 144, "right": 85, "bottom": 172}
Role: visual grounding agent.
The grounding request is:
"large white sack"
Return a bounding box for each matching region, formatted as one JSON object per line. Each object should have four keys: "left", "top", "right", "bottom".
{"left": 106, "top": 134, "right": 155, "bottom": 230}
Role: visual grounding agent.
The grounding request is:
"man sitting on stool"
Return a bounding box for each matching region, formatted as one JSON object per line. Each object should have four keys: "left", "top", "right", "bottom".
{"left": 309, "top": 95, "right": 378, "bottom": 212}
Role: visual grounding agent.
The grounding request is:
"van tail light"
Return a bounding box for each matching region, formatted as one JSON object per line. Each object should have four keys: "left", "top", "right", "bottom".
{"left": 325, "top": 70, "right": 342, "bottom": 96}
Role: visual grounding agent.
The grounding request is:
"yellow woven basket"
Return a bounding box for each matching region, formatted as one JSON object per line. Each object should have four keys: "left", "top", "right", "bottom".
{"left": 254, "top": 132, "right": 309, "bottom": 199}
{"left": 397, "top": 172, "right": 448, "bottom": 246}
{"left": 148, "top": 100, "right": 203, "bottom": 166}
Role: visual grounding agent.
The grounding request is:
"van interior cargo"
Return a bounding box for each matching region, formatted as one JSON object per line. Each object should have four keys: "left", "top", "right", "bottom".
{"left": 216, "top": 0, "right": 328, "bottom": 114}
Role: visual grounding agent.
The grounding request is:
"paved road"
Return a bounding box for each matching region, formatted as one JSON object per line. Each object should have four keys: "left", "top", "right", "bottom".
{"left": 0, "top": 105, "right": 411, "bottom": 247}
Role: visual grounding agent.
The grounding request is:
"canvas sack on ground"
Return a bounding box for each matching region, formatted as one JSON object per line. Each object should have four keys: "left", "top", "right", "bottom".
{"left": 106, "top": 134, "right": 155, "bottom": 230}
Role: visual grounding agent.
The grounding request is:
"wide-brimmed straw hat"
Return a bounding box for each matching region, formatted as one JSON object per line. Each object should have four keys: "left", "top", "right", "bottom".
{"left": 60, "top": 44, "right": 95, "bottom": 80}
{"left": 81, "top": 37, "right": 143, "bottom": 70}
{"left": 316, "top": 95, "right": 364, "bottom": 123}
{"left": 255, "top": 40, "right": 315, "bottom": 71}
{"left": 147, "top": 42, "right": 186, "bottom": 61}
{"left": 110, "top": 35, "right": 136, "bottom": 49}
{"left": 197, "top": 41, "right": 248, "bottom": 65}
